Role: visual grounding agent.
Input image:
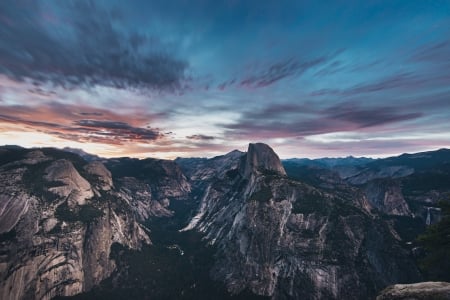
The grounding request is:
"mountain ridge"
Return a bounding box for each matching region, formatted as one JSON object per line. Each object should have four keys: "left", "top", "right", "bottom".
{"left": 1, "top": 143, "right": 449, "bottom": 299}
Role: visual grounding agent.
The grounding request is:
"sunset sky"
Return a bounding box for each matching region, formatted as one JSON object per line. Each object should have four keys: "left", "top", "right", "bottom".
{"left": 1, "top": 0, "right": 450, "bottom": 159}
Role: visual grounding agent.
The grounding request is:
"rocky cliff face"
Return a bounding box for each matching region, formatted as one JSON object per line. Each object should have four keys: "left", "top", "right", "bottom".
{"left": 363, "top": 179, "right": 411, "bottom": 216}
{"left": 0, "top": 148, "right": 150, "bottom": 300}
{"left": 183, "top": 143, "right": 421, "bottom": 299}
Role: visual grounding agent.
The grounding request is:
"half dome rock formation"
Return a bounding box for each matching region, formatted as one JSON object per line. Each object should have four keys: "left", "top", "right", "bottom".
{"left": 240, "top": 143, "right": 287, "bottom": 178}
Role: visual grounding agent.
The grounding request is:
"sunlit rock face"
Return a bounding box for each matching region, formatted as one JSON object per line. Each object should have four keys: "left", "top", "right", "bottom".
{"left": 44, "top": 159, "right": 94, "bottom": 206}
{"left": 183, "top": 143, "right": 421, "bottom": 300}
{"left": 0, "top": 147, "right": 150, "bottom": 300}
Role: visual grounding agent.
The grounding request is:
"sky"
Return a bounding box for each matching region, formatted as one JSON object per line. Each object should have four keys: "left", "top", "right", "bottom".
{"left": 1, "top": 0, "right": 450, "bottom": 159}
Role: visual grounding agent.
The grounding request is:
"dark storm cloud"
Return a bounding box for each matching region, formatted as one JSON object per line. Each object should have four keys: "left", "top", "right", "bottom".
{"left": 224, "top": 102, "right": 423, "bottom": 138}
{"left": 0, "top": 1, "right": 187, "bottom": 91}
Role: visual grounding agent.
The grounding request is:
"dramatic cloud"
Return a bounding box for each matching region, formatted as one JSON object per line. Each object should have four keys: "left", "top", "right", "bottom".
{"left": 0, "top": 103, "right": 163, "bottom": 145}
{"left": 0, "top": 1, "right": 187, "bottom": 91}
{"left": 0, "top": 1, "right": 449, "bottom": 158}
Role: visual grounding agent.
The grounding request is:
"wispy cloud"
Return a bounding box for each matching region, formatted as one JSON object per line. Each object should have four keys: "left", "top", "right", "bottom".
{"left": 215, "top": 51, "right": 342, "bottom": 90}
{"left": 410, "top": 39, "right": 450, "bottom": 64}
{"left": 224, "top": 102, "right": 423, "bottom": 139}
{"left": 238, "top": 56, "right": 330, "bottom": 88}
{"left": 310, "top": 72, "right": 428, "bottom": 97}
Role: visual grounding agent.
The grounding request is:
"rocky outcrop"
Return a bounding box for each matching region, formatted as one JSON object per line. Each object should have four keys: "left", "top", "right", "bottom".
{"left": 376, "top": 282, "right": 450, "bottom": 300}
{"left": 0, "top": 148, "right": 150, "bottom": 300}
{"left": 183, "top": 143, "right": 421, "bottom": 299}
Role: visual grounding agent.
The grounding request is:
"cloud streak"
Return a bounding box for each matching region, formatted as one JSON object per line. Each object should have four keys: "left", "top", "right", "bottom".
{"left": 224, "top": 102, "right": 423, "bottom": 139}
{"left": 238, "top": 56, "right": 330, "bottom": 88}
{"left": 186, "top": 134, "right": 215, "bottom": 141}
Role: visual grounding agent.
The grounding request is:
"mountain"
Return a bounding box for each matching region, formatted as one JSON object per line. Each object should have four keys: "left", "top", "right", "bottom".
{"left": 284, "top": 156, "right": 375, "bottom": 168}
{"left": 1, "top": 144, "right": 449, "bottom": 299}
{"left": 180, "top": 143, "right": 421, "bottom": 299}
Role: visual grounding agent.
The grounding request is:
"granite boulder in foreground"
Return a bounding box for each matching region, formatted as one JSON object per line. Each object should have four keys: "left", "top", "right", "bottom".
{"left": 377, "top": 282, "right": 450, "bottom": 300}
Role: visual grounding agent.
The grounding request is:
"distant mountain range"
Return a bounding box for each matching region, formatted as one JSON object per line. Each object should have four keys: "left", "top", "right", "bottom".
{"left": 1, "top": 144, "right": 449, "bottom": 300}
{"left": 283, "top": 156, "right": 376, "bottom": 168}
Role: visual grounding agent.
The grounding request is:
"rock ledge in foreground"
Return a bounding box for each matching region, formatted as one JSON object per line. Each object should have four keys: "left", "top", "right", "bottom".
{"left": 377, "top": 282, "right": 450, "bottom": 300}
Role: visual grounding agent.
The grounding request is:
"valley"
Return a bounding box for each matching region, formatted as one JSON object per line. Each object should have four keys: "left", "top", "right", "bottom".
{"left": 0, "top": 144, "right": 449, "bottom": 299}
